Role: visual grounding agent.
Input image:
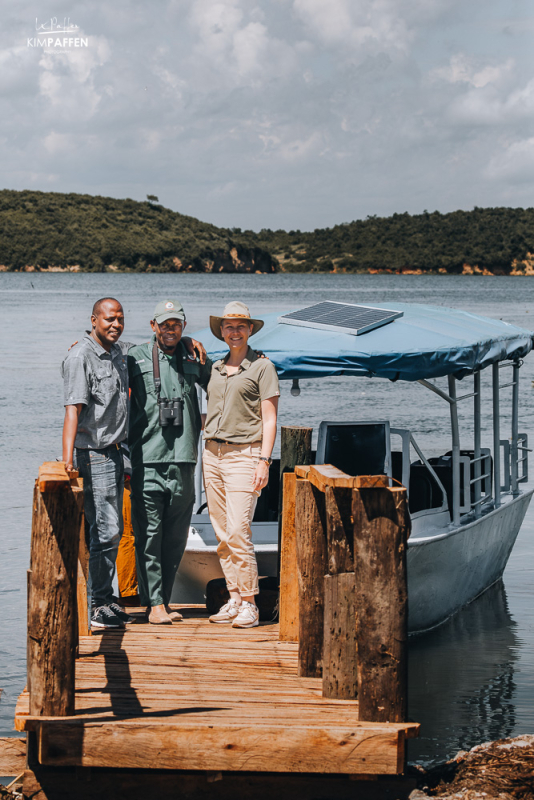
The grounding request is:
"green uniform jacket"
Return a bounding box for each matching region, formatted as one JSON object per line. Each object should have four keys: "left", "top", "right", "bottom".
{"left": 128, "top": 337, "right": 212, "bottom": 468}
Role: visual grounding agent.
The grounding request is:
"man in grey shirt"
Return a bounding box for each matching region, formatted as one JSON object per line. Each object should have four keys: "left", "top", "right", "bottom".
{"left": 61, "top": 297, "right": 134, "bottom": 630}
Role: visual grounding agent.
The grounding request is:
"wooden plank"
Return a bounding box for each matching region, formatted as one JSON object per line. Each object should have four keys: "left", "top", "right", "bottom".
{"left": 353, "top": 487, "right": 409, "bottom": 723}
{"left": 323, "top": 573, "right": 357, "bottom": 700}
{"left": 279, "top": 472, "right": 299, "bottom": 642}
{"left": 36, "top": 721, "right": 403, "bottom": 774}
{"left": 295, "top": 479, "right": 326, "bottom": 678}
{"left": 294, "top": 465, "right": 311, "bottom": 479}
{"left": 307, "top": 465, "right": 355, "bottom": 492}
{"left": 0, "top": 737, "right": 26, "bottom": 776}
{"left": 28, "top": 477, "right": 83, "bottom": 717}
{"left": 38, "top": 461, "right": 77, "bottom": 493}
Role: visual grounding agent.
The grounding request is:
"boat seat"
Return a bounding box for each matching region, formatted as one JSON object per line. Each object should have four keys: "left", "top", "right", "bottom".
{"left": 315, "top": 421, "right": 391, "bottom": 478}
{"left": 392, "top": 452, "right": 445, "bottom": 514}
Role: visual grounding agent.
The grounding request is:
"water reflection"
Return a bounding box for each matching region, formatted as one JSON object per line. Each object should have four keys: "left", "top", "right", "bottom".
{"left": 408, "top": 581, "right": 518, "bottom": 766}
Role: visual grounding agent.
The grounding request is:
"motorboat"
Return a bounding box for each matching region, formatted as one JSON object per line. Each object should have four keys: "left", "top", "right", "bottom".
{"left": 171, "top": 301, "right": 534, "bottom": 634}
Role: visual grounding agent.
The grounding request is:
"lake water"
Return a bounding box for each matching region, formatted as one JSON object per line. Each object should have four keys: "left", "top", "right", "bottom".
{"left": 1, "top": 272, "right": 534, "bottom": 768}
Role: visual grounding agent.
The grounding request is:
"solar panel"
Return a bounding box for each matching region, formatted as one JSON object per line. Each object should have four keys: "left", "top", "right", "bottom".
{"left": 278, "top": 301, "right": 403, "bottom": 335}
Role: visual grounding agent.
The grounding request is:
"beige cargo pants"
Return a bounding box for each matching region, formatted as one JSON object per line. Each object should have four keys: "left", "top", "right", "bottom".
{"left": 203, "top": 440, "right": 261, "bottom": 596}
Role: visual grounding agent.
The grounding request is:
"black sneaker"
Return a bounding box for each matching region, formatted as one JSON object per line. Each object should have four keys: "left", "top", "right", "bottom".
{"left": 91, "top": 605, "right": 125, "bottom": 629}
{"left": 108, "top": 602, "right": 136, "bottom": 624}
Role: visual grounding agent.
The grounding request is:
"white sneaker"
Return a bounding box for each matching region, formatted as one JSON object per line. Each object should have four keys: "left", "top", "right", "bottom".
{"left": 209, "top": 599, "right": 240, "bottom": 624}
{"left": 232, "top": 601, "right": 259, "bottom": 628}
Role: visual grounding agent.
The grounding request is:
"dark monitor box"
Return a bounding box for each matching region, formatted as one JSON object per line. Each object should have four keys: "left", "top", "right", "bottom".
{"left": 316, "top": 421, "right": 391, "bottom": 477}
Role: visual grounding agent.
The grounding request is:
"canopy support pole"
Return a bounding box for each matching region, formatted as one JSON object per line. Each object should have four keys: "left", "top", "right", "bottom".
{"left": 492, "top": 364, "right": 501, "bottom": 509}
{"left": 511, "top": 361, "right": 520, "bottom": 496}
{"left": 448, "top": 375, "right": 461, "bottom": 526}
{"left": 473, "top": 372, "right": 481, "bottom": 519}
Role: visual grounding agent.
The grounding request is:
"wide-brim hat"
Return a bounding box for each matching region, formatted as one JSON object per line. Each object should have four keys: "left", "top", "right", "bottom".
{"left": 209, "top": 301, "right": 264, "bottom": 341}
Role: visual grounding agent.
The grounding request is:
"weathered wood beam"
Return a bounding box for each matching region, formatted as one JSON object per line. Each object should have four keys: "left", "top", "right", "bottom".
{"left": 279, "top": 473, "right": 299, "bottom": 642}
{"left": 278, "top": 426, "right": 312, "bottom": 641}
{"left": 353, "top": 486, "right": 409, "bottom": 723}
{"left": 306, "top": 465, "right": 355, "bottom": 492}
{"left": 323, "top": 573, "right": 357, "bottom": 700}
{"left": 279, "top": 426, "right": 313, "bottom": 497}
{"left": 295, "top": 479, "right": 326, "bottom": 678}
{"left": 322, "top": 484, "right": 357, "bottom": 699}
{"left": 38, "top": 461, "right": 78, "bottom": 493}
{"left": 35, "top": 720, "right": 405, "bottom": 774}
{"left": 28, "top": 471, "right": 84, "bottom": 717}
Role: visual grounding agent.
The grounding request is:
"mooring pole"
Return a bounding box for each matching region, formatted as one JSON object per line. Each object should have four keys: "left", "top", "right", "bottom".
{"left": 28, "top": 463, "right": 83, "bottom": 717}
{"left": 295, "top": 475, "right": 326, "bottom": 677}
{"left": 353, "top": 485, "right": 409, "bottom": 722}
{"left": 322, "top": 485, "right": 357, "bottom": 700}
{"left": 279, "top": 426, "right": 313, "bottom": 642}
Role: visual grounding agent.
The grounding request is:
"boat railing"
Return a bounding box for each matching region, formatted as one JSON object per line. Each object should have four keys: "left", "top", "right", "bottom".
{"left": 419, "top": 359, "right": 528, "bottom": 523}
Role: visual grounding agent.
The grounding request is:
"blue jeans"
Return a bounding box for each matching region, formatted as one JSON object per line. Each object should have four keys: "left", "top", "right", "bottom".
{"left": 75, "top": 445, "right": 124, "bottom": 608}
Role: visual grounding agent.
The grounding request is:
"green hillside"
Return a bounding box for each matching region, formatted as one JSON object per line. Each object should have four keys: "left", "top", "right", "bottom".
{"left": 0, "top": 190, "right": 276, "bottom": 273}
{"left": 252, "top": 207, "right": 534, "bottom": 275}
{"left": 1, "top": 190, "right": 534, "bottom": 274}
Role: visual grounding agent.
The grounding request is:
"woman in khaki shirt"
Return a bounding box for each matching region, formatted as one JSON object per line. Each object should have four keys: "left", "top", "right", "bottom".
{"left": 203, "top": 302, "right": 280, "bottom": 628}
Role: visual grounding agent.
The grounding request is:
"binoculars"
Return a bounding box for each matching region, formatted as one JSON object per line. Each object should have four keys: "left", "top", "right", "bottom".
{"left": 158, "top": 397, "right": 183, "bottom": 427}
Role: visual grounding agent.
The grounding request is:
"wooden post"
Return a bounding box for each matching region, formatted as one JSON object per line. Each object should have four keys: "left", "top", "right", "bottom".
{"left": 279, "top": 426, "right": 313, "bottom": 500}
{"left": 323, "top": 573, "right": 357, "bottom": 699}
{"left": 279, "top": 472, "right": 298, "bottom": 641}
{"left": 353, "top": 486, "right": 409, "bottom": 722}
{"left": 322, "top": 485, "right": 357, "bottom": 699}
{"left": 295, "top": 477, "right": 326, "bottom": 678}
{"left": 28, "top": 463, "right": 84, "bottom": 717}
{"left": 278, "top": 426, "right": 313, "bottom": 642}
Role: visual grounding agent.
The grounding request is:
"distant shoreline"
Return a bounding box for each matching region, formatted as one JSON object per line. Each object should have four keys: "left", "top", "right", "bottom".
{"left": 1, "top": 263, "right": 533, "bottom": 276}
{"left": 2, "top": 190, "right": 534, "bottom": 276}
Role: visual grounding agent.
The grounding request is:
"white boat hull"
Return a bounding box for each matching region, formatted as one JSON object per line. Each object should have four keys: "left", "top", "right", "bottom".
{"left": 406, "top": 488, "right": 533, "bottom": 633}
{"left": 171, "top": 489, "right": 533, "bottom": 634}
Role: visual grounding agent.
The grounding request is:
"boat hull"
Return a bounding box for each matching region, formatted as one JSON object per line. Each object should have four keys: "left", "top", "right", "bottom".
{"left": 406, "top": 488, "right": 533, "bottom": 633}
{"left": 171, "top": 489, "right": 533, "bottom": 634}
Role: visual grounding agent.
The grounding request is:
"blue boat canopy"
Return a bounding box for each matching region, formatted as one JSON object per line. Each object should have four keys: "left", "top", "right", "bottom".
{"left": 194, "top": 302, "right": 534, "bottom": 382}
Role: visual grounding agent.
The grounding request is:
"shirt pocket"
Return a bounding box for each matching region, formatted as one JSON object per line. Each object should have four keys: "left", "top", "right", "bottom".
{"left": 92, "top": 363, "right": 119, "bottom": 401}
{"left": 130, "top": 359, "right": 156, "bottom": 395}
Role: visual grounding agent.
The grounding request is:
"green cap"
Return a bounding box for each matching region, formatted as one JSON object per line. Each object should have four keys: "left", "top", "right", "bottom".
{"left": 153, "top": 299, "right": 186, "bottom": 324}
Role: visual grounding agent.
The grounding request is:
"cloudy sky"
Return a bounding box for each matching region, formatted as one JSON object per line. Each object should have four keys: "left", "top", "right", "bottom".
{"left": 1, "top": 0, "right": 533, "bottom": 230}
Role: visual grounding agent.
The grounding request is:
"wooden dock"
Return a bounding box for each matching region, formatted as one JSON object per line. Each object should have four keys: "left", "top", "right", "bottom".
{"left": 11, "top": 457, "right": 420, "bottom": 799}
{"left": 16, "top": 608, "right": 417, "bottom": 776}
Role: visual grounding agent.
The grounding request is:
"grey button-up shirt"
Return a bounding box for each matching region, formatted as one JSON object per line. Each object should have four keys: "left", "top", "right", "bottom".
{"left": 61, "top": 333, "right": 130, "bottom": 450}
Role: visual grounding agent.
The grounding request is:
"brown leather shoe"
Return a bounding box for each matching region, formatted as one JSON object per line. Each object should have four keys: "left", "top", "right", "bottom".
{"left": 148, "top": 604, "right": 172, "bottom": 625}
{"left": 165, "top": 605, "right": 183, "bottom": 622}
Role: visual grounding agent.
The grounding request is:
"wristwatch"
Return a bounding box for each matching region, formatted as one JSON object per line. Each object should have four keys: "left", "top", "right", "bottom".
{"left": 259, "top": 456, "right": 273, "bottom": 466}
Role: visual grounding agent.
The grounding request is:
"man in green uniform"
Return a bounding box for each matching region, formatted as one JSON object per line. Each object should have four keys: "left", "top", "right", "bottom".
{"left": 128, "top": 300, "right": 212, "bottom": 624}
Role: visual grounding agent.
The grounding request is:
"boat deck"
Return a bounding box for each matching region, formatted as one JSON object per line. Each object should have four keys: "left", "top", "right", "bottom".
{"left": 15, "top": 607, "right": 418, "bottom": 776}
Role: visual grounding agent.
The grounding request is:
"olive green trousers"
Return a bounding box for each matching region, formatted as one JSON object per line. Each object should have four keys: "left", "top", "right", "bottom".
{"left": 130, "top": 463, "right": 195, "bottom": 607}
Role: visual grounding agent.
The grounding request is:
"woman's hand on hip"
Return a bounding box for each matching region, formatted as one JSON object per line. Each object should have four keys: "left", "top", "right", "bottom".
{"left": 252, "top": 460, "right": 270, "bottom": 493}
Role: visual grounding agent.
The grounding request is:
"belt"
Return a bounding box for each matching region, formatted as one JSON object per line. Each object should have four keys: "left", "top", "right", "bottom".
{"left": 208, "top": 438, "right": 237, "bottom": 445}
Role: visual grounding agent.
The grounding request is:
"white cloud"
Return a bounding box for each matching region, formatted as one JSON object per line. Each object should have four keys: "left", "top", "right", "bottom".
{"left": 0, "top": 0, "right": 533, "bottom": 229}
{"left": 432, "top": 54, "right": 514, "bottom": 89}
{"left": 292, "top": 0, "right": 413, "bottom": 57}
